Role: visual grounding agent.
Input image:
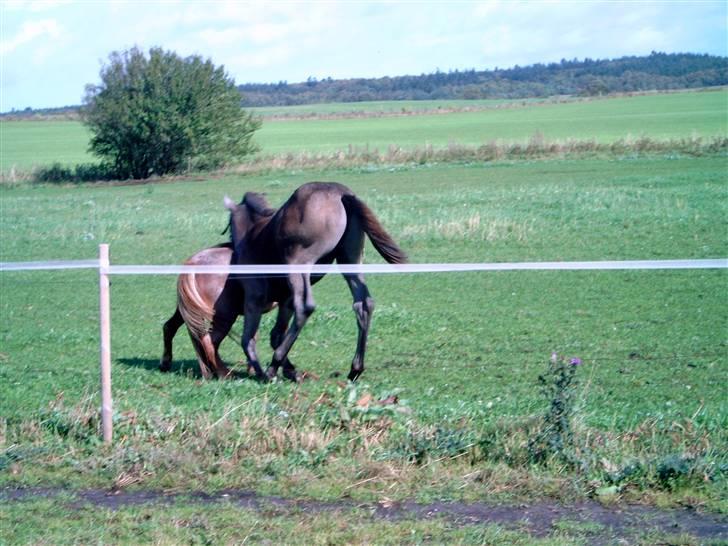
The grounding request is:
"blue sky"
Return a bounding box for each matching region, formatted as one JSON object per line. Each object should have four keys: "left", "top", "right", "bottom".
{"left": 1, "top": 0, "right": 726, "bottom": 111}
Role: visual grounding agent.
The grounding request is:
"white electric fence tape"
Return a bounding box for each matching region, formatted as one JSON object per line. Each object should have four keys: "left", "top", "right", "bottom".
{"left": 0, "top": 259, "right": 101, "bottom": 271}
{"left": 2, "top": 258, "right": 727, "bottom": 274}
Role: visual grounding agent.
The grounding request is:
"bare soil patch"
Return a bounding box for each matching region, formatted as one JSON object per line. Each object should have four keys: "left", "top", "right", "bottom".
{"left": 3, "top": 487, "right": 726, "bottom": 543}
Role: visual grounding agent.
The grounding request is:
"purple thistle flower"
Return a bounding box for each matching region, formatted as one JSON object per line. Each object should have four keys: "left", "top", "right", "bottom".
{"left": 570, "top": 357, "right": 582, "bottom": 366}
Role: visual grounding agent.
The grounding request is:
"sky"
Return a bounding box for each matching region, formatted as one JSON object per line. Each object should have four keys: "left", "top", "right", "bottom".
{"left": 1, "top": 0, "right": 726, "bottom": 112}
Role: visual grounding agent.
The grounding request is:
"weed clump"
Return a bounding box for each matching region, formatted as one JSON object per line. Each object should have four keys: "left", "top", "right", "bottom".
{"left": 388, "top": 426, "right": 476, "bottom": 465}
{"left": 527, "top": 353, "right": 582, "bottom": 466}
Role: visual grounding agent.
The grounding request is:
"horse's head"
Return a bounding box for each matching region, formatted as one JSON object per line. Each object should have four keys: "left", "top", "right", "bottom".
{"left": 223, "top": 192, "right": 275, "bottom": 248}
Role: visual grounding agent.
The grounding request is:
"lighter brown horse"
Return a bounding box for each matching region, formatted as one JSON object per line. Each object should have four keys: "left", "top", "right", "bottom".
{"left": 225, "top": 182, "right": 407, "bottom": 382}
{"left": 159, "top": 243, "right": 277, "bottom": 379}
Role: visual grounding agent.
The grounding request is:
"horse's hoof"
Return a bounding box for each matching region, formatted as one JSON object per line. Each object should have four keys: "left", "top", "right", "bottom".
{"left": 283, "top": 368, "right": 303, "bottom": 383}
{"left": 347, "top": 369, "right": 362, "bottom": 382}
{"left": 159, "top": 361, "right": 171, "bottom": 372}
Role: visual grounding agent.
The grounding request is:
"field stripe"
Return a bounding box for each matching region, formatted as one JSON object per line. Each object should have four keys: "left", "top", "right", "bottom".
{"left": 2, "top": 258, "right": 726, "bottom": 274}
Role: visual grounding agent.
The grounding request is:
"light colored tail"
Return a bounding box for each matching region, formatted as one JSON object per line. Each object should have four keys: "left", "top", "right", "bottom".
{"left": 177, "top": 271, "right": 214, "bottom": 340}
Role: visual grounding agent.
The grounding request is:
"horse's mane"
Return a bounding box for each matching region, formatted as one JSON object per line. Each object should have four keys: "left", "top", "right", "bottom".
{"left": 243, "top": 192, "right": 276, "bottom": 218}
{"left": 221, "top": 192, "right": 276, "bottom": 237}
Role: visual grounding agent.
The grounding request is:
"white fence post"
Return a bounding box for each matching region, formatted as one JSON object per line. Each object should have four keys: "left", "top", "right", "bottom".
{"left": 99, "top": 244, "right": 113, "bottom": 444}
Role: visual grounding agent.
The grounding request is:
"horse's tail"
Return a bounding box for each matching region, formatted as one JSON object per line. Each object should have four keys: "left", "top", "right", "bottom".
{"left": 196, "top": 333, "right": 219, "bottom": 378}
{"left": 177, "top": 270, "right": 214, "bottom": 341}
{"left": 343, "top": 194, "right": 408, "bottom": 264}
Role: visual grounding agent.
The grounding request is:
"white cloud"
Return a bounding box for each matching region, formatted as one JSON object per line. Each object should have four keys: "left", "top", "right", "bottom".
{"left": 247, "top": 22, "right": 291, "bottom": 45}
{"left": 626, "top": 26, "right": 669, "bottom": 50}
{"left": 4, "top": 0, "right": 71, "bottom": 12}
{"left": 197, "top": 27, "right": 244, "bottom": 48}
{"left": 0, "top": 18, "right": 62, "bottom": 55}
{"left": 228, "top": 44, "right": 295, "bottom": 70}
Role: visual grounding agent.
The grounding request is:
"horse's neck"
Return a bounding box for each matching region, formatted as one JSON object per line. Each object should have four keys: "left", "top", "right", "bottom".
{"left": 237, "top": 217, "right": 277, "bottom": 263}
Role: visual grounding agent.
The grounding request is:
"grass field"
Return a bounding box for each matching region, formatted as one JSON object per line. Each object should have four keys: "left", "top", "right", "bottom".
{"left": 255, "top": 90, "right": 728, "bottom": 155}
{"left": 1, "top": 91, "right": 727, "bottom": 543}
{"left": 248, "top": 97, "right": 545, "bottom": 117}
{"left": 2, "top": 89, "right": 726, "bottom": 171}
{"left": 2, "top": 156, "right": 726, "bottom": 505}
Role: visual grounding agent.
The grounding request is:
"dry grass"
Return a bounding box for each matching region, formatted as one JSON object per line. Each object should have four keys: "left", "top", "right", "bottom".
{"left": 230, "top": 135, "right": 728, "bottom": 177}
{"left": 402, "top": 214, "right": 534, "bottom": 242}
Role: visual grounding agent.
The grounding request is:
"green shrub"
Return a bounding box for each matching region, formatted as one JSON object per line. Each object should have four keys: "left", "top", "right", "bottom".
{"left": 82, "top": 46, "right": 261, "bottom": 179}
{"left": 34, "top": 162, "right": 117, "bottom": 183}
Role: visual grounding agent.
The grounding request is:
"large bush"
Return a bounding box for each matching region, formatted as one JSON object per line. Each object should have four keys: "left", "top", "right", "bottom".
{"left": 82, "top": 47, "right": 260, "bottom": 179}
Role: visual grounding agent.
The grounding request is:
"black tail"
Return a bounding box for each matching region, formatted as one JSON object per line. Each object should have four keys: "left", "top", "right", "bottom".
{"left": 342, "top": 195, "right": 407, "bottom": 264}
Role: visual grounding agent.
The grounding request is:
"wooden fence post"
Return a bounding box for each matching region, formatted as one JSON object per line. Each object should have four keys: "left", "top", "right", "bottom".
{"left": 99, "top": 244, "right": 113, "bottom": 444}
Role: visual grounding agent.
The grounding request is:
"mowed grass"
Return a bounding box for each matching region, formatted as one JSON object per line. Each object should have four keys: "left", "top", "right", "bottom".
{"left": 2, "top": 89, "right": 726, "bottom": 170}
{"left": 256, "top": 89, "right": 728, "bottom": 154}
{"left": 1, "top": 157, "right": 726, "bottom": 520}
{"left": 0, "top": 120, "right": 92, "bottom": 171}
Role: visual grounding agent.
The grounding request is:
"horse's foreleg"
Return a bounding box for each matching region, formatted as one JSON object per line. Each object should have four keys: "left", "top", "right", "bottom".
{"left": 160, "top": 307, "right": 184, "bottom": 372}
{"left": 344, "top": 273, "right": 375, "bottom": 381}
{"left": 271, "top": 273, "right": 315, "bottom": 374}
{"left": 241, "top": 307, "right": 267, "bottom": 381}
{"left": 266, "top": 302, "right": 298, "bottom": 380}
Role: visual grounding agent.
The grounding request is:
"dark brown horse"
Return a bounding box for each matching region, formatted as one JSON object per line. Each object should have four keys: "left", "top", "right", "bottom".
{"left": 224, "top": 181, "right": 407, "bottom": 382}
{"left": 159, "top": 243, "right": 277, "bottom": 379}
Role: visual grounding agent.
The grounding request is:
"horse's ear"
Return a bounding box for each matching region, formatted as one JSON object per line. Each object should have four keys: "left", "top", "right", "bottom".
{"left": 223, "top": 195, "right": 237, "bottom": 211}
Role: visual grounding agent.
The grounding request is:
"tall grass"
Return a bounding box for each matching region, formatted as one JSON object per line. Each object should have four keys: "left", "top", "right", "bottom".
{"left": 232, "top": 135, "right": 728, "bottom": 177}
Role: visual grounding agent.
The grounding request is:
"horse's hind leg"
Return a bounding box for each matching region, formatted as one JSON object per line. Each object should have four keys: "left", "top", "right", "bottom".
{"left": 343, "top": 273, "right": 375, "bottom": 381}
{"left": 208, "top": 321, "right": 235, "bottom": 379}
{"left": 160, "top": 307, "right": 184, "bottom": 372}
{"left": 200, "top": 334, "right": 232, "bottom": 379}
{"left": 188, "top": 334, "right": 214, "bottom": 379}
{"left": 337, "top": 222, "right": 374, "bottom": 381}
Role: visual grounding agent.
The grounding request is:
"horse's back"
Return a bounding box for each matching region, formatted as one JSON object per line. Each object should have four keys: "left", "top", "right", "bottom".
{"left": 277, "top": 183, "right": 349, "bottom": 262}
{"left": 185, "top": 244, "right": 233, "bottom": 266}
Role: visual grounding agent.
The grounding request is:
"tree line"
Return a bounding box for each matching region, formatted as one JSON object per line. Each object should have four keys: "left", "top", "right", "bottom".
{"left": 13, "top": 49, "right": 728, "bottom": 182}
{"left": 238, "top": 52, "right": 728, "bottom": 106}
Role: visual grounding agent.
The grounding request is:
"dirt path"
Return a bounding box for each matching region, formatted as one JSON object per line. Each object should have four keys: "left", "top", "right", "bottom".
{"left": 3, "top": 487, "right": 727, "bottom": 543}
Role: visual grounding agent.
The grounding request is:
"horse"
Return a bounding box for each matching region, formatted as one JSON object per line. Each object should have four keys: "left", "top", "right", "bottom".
{"left": 224, "top": 181, "right": 407, "bottom": 382}
{"left": 159, "top": 243, "right": 277, "bottom": 379}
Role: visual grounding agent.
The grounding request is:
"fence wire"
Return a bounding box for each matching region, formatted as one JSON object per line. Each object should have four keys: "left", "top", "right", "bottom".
{"left": 2, "top": 258, "right": 727, "bottom": 274}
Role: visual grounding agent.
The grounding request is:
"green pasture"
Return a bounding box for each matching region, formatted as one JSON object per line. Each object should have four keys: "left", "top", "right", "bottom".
{"left": 256, "top": 90, "right": 727, "bottom": 155}
{"left": 1, "top": 157, "right": 726, "bottom": 526}
{"left": 2, "top": 89, "right": 726, "bottom": 170}
{"left": 0, "top": 120, "right": 91, "bottom": 171}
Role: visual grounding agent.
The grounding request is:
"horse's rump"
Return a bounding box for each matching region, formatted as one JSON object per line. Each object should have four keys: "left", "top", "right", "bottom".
{"left": 177, "top": 245, "right": 233, "bottom": 340}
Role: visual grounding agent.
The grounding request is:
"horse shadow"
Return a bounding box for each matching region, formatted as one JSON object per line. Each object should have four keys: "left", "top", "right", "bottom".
{"left": 117, "top": 357, "right": 253, "bottom": 381}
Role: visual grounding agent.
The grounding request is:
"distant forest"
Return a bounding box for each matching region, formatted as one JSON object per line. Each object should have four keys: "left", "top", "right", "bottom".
{"left": 4, "top": 51, "right": 726, "bottom": 117}
{"left": 239, "top": 52, "right": 728, "bottom": 106}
